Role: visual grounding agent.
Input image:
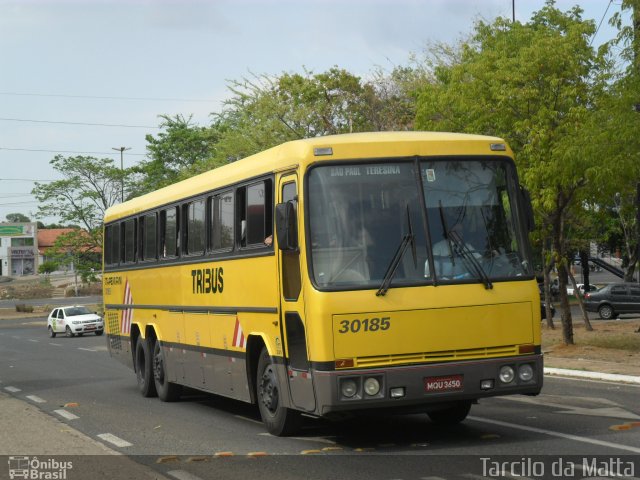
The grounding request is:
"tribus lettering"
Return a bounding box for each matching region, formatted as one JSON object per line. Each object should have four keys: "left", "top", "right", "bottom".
{"left": 191, "top": 267, "right": 224, "bottom": 294}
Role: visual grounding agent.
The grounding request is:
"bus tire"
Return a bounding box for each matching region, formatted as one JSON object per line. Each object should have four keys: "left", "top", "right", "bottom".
{"left": 427, "top": 401, "right": 472, "bottom": 425}
{"left": 135, "top": 338, "right": 157, "bottom": 398}
{"left": 256, "top": 346, "right": 301, "bottom": 436}
{"left": 152, "top": 340, "right": 182, "bottom": 402}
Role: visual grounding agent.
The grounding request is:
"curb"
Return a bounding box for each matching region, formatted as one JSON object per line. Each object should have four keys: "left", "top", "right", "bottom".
{"left": 544, "top": 367, "right": 640, "bottom": 385}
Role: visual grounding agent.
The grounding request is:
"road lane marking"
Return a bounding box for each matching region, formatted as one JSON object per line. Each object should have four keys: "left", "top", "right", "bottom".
{"left": 546, "top": 375, "right": 640, "bottom": 388}
{"left": 26, "top": 395, "right": 46, "bottom": 403}
{"left": 49, "top": 343, "right": 62, "bottom": 346}
{"left": 96, "top": 433, "right": 133, "bottom": 448}
{"left": 469, "top": 416, "right": 640, "bottom": 454}
{"left": 501, "top": 395, "right": 640, "bottom": 420}
{"left": 5, "top": 386, "right": 21, "bottom": 393}
{"left": 78, "top": 348, "right": 98, "bottom": 352}
{"left": 234, "top": 415, "right": 262, "bottom": 425}
{"left": 54, "top": 409, "right": 79, "bottom": 420}
{"left": 28, "top": 339, "right": 39, "bottom": 343}
{"left": 167, "top": 470, "right": 205, "bottom": 480}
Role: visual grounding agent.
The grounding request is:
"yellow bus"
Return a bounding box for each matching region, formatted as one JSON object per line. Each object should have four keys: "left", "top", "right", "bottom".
{"left": 103, "top": 131, "right": 542, "bottom": 436}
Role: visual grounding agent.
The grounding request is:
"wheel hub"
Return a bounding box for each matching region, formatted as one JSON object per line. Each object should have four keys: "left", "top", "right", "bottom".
{"left": 260, "top": 367, "right": 279, "bottom": 414}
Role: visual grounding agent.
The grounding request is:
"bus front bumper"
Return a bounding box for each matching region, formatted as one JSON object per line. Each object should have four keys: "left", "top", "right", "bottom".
{"left": 311, "top": 354, "right": 543, "bottom": 416}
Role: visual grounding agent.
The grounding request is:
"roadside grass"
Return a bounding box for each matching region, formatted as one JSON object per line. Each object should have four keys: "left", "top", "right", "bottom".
{"left": 542, "top": 319, "right": 640, "bottom": 366}
{"left": 580, "top": 334, "right": 640, "bottom": 351}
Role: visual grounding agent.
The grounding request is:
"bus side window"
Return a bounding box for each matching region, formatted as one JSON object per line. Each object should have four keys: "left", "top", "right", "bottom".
{"left": 184, "top": 199, "right": 206, "bottom": 256}
{"left": 123, "top": 218, "right": 136, "bottom": 263}
{"left": 212, "top": 191, "right": 234, "bottom": 251}
{"left": 236, "top": 179, "right": 273, "bottom": 248}
{"left": 160, "top": 207, "right": 179, "bottom": 258}
{"left": 143, "top": 213, "right": 158, "bottom": 261}
{"left": 105, "top": 225, "right": 115, "bottom": 266}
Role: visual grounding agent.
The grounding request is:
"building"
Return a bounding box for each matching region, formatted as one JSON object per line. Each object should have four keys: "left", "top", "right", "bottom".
{"left": 0, "top": 223, "right": 39, "bottom": 277}
{"left": 37, "top": 228, "right": 76, "bottom": 272}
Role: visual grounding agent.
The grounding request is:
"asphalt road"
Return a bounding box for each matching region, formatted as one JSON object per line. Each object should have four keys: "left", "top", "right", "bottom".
{"left": 1, "top": 318, "right": 639, "bottom": 480}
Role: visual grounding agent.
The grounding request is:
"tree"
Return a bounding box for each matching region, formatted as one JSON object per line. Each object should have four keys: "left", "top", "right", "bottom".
{"left": 45, "top": 229, "right": 101, "bottom": 290}
{"left": 38, "top": 261, "right": 58, "bottom": 276}
{"left": 32, "top": 155, "right": 126, "bottom": 263}
{"left": 134, "top": 114, "right": 224, "bottom": 194}
{"left": 32, "top": 155, "right": 125, "bottom": 233}
{"left": 5, "top": 213, "right": 31, "bottom": 223}
{"left": 413, "top": 1, "right": 614, "bottom": 344}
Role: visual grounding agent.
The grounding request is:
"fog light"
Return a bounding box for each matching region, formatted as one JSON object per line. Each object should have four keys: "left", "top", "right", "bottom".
{"left": 518, "top": 364, "right": 534, "bottom": 382}
{"left": 390, "top": 387, "right": 405, "bottom": 398}
{"left": 341, "top": 379, "right": 358, "bottom": 398}
{"left": 499, "top": 366, "right": 515, "bottom": 384}
{"left": 480, "top": 379, "right": 494, "bottom": 390}
{"left": 364, "top": 377, "right": 380, "bottom": 396}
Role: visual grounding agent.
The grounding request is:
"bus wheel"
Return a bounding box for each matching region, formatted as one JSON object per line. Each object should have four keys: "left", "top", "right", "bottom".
{"left": 427, "top": 401, "right": 472, "bottom": 425}
{"left": 152, "top": 340, "right": 182, "bottom": 402}
{"left": 135, "top": 338, "right": 157, "bottom": 398}
{"left": 256, "top": 346, "right": 301, "bottom": 436}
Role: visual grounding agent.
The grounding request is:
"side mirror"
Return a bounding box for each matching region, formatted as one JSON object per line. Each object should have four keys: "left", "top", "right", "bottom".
{"left": 275, "top": 201, "right": 298, "bottom": 251}
{"left": 520, "top": 186, "right": 535, "bottom": 232}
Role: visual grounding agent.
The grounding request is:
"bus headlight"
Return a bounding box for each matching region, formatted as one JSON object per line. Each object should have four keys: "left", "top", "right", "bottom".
{"left": 518, "top": 364, "right": 534, "bottom": 382}
{"left": 499, "top": 366, "right": 515, "bottom": 384}
{"left": 364, "top": 377, "right": 380, "bottom": 396}
{"left": 341, "top": 379, "right": 358, "bottom": 398}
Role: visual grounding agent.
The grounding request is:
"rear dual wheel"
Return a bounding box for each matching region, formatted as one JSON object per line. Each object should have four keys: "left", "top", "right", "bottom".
{"left": 152, "top": 340, "right": 182, "bottom": 402}
{"left": 135, "top": 338, "right": 157, "bottom": 398}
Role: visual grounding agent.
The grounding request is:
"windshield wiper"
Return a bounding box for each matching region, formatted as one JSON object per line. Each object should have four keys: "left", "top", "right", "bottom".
{"left": 438, "top": 201, "right": 455, "bottom": 266}
{"left": 448, "top": 229, "right": 493, "bottom": 290}
{"left": 376, "top": 205, "right": 417, "bottom": 296}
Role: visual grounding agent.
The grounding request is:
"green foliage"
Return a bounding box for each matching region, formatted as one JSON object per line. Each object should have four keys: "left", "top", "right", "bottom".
{"left": 5, "top": 213, "right": 31, "bottom": 223}
{"left": 44, "top": 229, "right": 101, "bottom": 284}
{"left": 135, "top": 114, "right": 225, "bottom": 193}
{"left": 413, "top": 1, "right": 615, "bottom": 344}
{"left": 133, "top": 67, "right": 418, "bottom": 193}
{"left": 38, "top": 261, "right": 58, "bottom": 276}
{"left": 32, "top": 155, "right": 126, "bottom": 232}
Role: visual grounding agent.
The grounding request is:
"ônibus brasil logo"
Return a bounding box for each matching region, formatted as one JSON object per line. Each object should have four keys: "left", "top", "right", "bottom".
{"left": 8, "top": 456, "right": 73, "bottom": 480}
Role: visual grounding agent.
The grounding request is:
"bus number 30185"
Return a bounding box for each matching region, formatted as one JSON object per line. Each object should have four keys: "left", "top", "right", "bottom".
{"left": 338, "top": 317, "right": 391, "bottom": 334}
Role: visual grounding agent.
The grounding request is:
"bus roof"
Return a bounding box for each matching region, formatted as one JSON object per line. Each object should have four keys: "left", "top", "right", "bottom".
{"left": 104, "top": 131, "right": 511, "bottom": 222}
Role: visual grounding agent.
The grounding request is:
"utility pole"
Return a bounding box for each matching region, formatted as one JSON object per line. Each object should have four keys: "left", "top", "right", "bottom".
{"left": 512, "top": 0, "right": 515, "bottom": 23}
{"left": 112, "top": 146, "right": 131, "bottom": 202}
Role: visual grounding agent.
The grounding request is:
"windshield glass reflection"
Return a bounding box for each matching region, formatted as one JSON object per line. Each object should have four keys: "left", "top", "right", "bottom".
{"left": 307, "top": 159, "right": 531, "bottom": 290}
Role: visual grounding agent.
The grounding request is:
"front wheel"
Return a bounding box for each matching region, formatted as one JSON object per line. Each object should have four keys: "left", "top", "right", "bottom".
{"left": 256, "top": 346, "right": 301, "bottom": 436}
{"left": 427, "top": 401, "right": 472, "bottom": 425}
{"left": 153, "top": 340, "right": 182, "bottom": 402}
{"left": 598, "top": 304, "right": 614, "bottom": 320}
{"left": 95, "top": 330, "right": 103, "bottom": 336}
{"left": 135, "top": 338, "right": 157, "bottom": 398}
{"left": 65, "top": 326, "right": 75, "bottom": 338}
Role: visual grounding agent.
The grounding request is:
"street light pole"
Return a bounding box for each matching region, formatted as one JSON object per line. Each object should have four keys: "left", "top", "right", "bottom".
{"left": 112, "top": 146, "right": 131, "bottom": 202}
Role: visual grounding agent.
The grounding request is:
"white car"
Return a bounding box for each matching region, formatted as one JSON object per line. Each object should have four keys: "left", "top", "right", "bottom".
{"left": 47, "top": 306, "right": 104, "bottom": 338}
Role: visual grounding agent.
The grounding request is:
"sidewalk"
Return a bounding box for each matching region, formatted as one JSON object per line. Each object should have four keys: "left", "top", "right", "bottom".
{"left": 544, "top": 355, "right": 640, "bottom": 384}
{"left": 0, "top": 392, "right": 167, "bottom": 479}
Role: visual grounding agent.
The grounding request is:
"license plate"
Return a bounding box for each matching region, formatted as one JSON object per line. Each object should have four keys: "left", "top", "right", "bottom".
{"left": 424, "top": 374, "right": 464, "bottom": 393}
{"left": 84, "top": 326, "right": 96, "bottom": 331}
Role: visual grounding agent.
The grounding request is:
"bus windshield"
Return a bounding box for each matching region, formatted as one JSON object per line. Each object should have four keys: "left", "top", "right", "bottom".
{"left": 307, "top": 159, "right": 532, "bottom": 290}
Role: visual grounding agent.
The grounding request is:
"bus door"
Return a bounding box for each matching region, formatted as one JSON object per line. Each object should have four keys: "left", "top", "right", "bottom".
{"left": 277, "top": 173, "right": 316, "bottom": 412}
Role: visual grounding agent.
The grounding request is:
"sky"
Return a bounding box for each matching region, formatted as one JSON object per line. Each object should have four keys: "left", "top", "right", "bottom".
{"left": 0, "top": 0, "right": 627, "bottom": 224}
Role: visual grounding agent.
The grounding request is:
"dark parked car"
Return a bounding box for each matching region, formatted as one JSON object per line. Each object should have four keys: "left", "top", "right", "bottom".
{"left": 584, "top": 283, "right": 640, "bottom": 320}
